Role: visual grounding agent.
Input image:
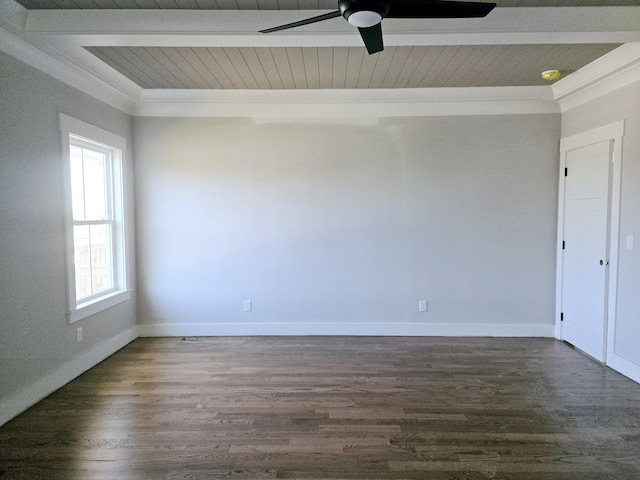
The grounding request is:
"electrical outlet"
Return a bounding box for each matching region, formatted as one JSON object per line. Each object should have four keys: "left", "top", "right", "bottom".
{"left": 418, "top": 300, "right": 428, "bottom": 312}
{"left": 243, "top": 300, "right": 252, "bottom": 312}
{"left": 76, "top": 327, "right": 83, "bottom": 342}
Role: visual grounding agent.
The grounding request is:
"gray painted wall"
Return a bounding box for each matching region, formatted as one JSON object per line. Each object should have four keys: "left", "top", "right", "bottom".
{"left": 0, "top": 52, "right": 137, "bottom": 412}
{"left": 134, "top": 114, "right": 560, "bottom": 333}
{"left": 2, "top": 35, "right": 638, "bottom": 426}
{"left": 562, "top": 80, "right": 640, "bottom": 368}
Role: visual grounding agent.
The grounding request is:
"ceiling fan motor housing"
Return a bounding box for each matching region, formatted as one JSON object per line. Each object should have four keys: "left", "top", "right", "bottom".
{"left": 339, "top": 0, "right": 390, "bottom": 26}
{"left": 260, "top": 0, "right": 497, "bottom": 55}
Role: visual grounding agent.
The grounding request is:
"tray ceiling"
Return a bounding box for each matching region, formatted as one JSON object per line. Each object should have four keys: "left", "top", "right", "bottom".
{"left": 2, "top": 0, "right": 640, "bottom": 114}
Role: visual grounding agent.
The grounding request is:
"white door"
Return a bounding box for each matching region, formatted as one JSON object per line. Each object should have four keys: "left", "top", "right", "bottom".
{"left": 561, "top": 139, "right": 612, "bottom": 362}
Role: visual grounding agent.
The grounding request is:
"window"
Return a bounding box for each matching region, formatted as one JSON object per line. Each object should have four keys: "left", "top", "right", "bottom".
{"left": 60, "top": 114, "right": 129, "bottom": 323}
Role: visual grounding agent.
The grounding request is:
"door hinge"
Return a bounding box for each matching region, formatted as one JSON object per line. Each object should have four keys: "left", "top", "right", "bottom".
{"left": 561, "top": 312, "right": 564, "bottom": 322}
{"left": 562, "top": 241, "right": 565, "bottom": 250}
{"left": 564, "top": 167, "right": 568, "bottom": 177}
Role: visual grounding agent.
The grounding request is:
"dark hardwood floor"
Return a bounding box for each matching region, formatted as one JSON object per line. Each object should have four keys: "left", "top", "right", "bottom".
{"left": 1, "top": 336, "right": 640, "bottom": 479}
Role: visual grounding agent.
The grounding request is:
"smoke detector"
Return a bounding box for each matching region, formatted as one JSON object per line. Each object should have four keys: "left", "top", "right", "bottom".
{"left": 541, "top": 70, "right": 561, "bottom": 81}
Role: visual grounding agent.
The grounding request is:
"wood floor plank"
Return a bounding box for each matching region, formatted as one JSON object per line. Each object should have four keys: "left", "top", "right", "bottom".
{"left": 1, "top": 336, "right": 640, "bottom": 479}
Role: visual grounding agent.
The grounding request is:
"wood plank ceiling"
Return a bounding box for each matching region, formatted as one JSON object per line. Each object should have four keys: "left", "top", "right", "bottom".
{"left": 86, "top": 44, "right": 621, "bottom": 90}
{"left": 11, "top": 0, "right": 636, "bottom": 90}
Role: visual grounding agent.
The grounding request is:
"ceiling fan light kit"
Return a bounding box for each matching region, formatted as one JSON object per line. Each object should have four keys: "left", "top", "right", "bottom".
{"left": 346, "top": 10, "right": 383, "bottom": 27}
{"left": 260, "top": 0, "right": 497, "bottom": 55}
{"left": 341, "top": 0, "right": 389, "bottom": 26}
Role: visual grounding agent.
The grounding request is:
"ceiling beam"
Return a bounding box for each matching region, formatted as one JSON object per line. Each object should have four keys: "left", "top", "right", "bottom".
{"left": 23, "top": 7, "right": 640, "bottom": 48}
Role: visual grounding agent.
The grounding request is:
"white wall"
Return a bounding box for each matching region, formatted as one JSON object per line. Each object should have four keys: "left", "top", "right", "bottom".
{"left": 0, "top": 51, "right": 137, "bottom": 425}
{"left": 561, "top": 80, "right": 640, "bottom": 379}
{"left": 134, "top": 114, "right": 560, "bottom": 336}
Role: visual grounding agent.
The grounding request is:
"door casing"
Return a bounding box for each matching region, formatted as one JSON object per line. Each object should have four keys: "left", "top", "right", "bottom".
{"left": 555, "top": 120, "right": 624, "bottom": 364}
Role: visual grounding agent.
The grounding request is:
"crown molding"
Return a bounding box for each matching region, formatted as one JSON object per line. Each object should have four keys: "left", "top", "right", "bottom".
{"left": 134, "top": 86, "right": 558, "bottom": 118}
{"left": 1, "top": 0, "right": 139, "bottom": 114}
{"left": 0, "top": 29, "right": 137, "bottom": 115}
{"left": 0, "top": 0, "right": 26, "bottom": 31}
{"left": 552, "top": 42, "right": 640, "bottom": 112}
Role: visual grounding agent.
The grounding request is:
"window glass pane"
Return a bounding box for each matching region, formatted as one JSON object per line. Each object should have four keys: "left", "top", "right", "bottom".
{"left": 70, "top": 146, "right": 86, "bottom": 221}
{"left": 73, "top": 223, "right": 113, "bottom": 301}
{"left": 73, "top": 224, "right": 91, "bottom": 301}
{"left": 82, "top": 149, "right": 108, "bottom": 221}
{"left": 90, "top": 223, "right": 113, "bottom": 295}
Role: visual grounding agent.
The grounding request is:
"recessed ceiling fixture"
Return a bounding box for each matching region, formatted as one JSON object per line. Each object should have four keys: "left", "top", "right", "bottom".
{"left": 541, "top": 70, "right": 561, "bottom": 81}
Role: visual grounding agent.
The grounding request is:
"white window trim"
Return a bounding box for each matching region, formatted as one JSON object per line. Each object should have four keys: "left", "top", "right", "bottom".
{"left": 60, "top": 113, "right": 130, "bottom": 323}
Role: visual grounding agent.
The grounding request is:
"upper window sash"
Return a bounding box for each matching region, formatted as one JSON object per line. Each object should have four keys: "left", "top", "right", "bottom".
{"left": 69, "top": 137, "right": 115, "bottom": 223}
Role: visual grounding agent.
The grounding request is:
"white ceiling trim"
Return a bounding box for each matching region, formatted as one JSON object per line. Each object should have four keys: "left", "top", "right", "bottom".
{"left": 134, "top": 86, "right": 559, "bottom": 118}
{"left": 553, "top": 42, "right": 640, "bottom": 112}
{"left": 24, "top": 7, "right": 640, "bottom": 48}
{"left": 2, "top": 0, "right": 640, "bottom": 117}
{"left": 0, "top": 0, "right": 139, "bottom": 113}
{"left": 0, "top": 0, "right": 25, "bottom": 29}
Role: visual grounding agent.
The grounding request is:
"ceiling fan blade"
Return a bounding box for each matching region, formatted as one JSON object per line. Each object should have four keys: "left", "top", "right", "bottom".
{"left": 260, "top": 10, "right": 342, "bottom": 33}
{"left": 358, "top": 23, "right": 384, "bottom": 55}
{"left": 387, "top": 0, "right": 495, "bottom": 18}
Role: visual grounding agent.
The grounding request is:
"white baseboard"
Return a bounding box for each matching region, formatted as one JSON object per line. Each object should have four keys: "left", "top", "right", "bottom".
{"left": 0, "top": 326, "right": 138, "bottom": 428}
{"left": 138, "top": 322, "right": 555, "bottom": 338}
{"left": 607, "top": 353, "right": 640, "bottom": 385}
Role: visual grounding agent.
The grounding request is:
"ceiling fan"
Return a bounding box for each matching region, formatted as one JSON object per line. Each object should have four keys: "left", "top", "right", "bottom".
{"left": 260, "top": 0, "right": 497, "bottom": 55}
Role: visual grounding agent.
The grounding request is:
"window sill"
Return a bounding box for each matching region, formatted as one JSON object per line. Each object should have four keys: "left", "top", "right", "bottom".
{"left": 69, "top": 289, "right": 131, "bottom": 324}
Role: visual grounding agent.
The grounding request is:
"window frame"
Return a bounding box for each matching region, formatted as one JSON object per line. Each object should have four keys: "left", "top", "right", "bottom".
{"left": 60, "top": 114, "right": 130, "bottom": 323}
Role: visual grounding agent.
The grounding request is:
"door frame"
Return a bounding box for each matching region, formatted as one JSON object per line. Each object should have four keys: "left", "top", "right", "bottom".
{"left": 555, "top": 120, "right": 624, "bottom": 363}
